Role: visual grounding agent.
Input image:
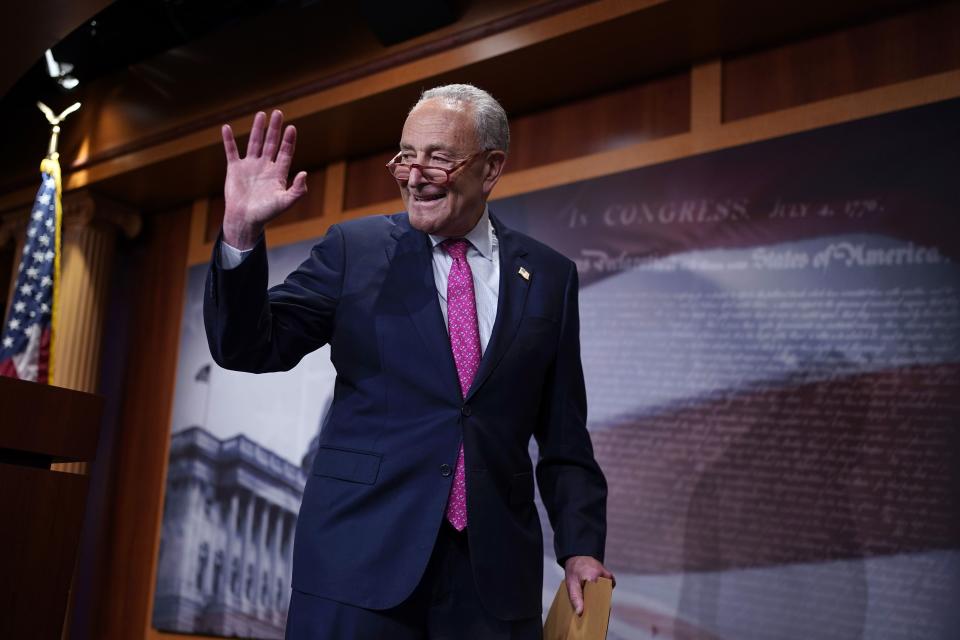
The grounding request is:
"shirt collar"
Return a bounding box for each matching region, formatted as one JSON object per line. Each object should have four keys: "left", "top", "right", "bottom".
{"left": 428, "top": 206, "right": 495, "bottom": 262}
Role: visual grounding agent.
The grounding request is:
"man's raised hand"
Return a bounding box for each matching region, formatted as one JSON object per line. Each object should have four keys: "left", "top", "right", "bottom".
{"left": 221, "top": 109, "right": 307, "bottom": 250}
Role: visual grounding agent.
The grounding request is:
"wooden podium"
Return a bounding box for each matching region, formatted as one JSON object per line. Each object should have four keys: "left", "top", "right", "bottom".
{"left": 0, "top": 376, "right": 104, "bottom": 640}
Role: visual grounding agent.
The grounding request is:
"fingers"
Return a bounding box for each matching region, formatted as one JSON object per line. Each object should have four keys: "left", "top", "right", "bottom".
{"left": 245, "top": 111, "right": 267, "bottom": 158}
{"left": 564, "top": 557, "right": 615, "bottom": 617}
{"left": 262, "top": 109, "right": 284, "bottom": 160}
{"left": 566, "top": 575, "right": 584, "bottom": 617}
{"left": 276, "top": 125, "right": 298, "bottom": 175}
{"left": 221, "top": 125, "right": 239, "bottom": 163}
{"left": 601, "top": 568, "right": 617, "bottom": 588}
{"left": 290, "top": 171, "right": 307, "bottom": 194}
{"left": 229, "top": 110, "right": 291, "bottom": 162}
{"left": 290, "top": 171, "right": 308, "bottom": 197}
{"left": 278, "top": 171, "right": 308, "bottom": 212}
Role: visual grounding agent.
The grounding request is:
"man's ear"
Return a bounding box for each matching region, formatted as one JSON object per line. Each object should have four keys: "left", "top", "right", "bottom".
{"left": 482, "top": 150, "right": 507, "bottom": 193}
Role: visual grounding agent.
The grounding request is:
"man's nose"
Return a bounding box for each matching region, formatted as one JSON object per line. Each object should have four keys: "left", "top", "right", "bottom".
{"left": 407, "top": 165, "right": 425, "bottom": 187}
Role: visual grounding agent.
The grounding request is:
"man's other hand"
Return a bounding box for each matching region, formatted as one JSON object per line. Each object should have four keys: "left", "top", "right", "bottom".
{"left": 221, "top": 109, "right": 308, "bottom": 250}
{"left": 563, "top": 555, "right": 615, "bottom": 616}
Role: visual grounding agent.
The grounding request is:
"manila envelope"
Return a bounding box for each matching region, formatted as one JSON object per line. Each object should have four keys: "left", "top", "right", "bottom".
{"left": 543, "top": 577, "right": 613, "bottom": 640}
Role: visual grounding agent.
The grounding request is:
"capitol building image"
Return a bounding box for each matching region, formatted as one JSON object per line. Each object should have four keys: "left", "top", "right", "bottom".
{"left": 152, "top": 426, "right": 312, "bottom": 639}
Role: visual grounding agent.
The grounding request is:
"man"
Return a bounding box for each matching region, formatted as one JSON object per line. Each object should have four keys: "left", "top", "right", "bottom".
{"left": 205, "top": 84, "right": 612, "bottom": 639}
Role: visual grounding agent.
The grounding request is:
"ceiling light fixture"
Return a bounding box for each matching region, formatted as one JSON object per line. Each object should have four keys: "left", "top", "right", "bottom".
{"left": 44, "top": 49, "right": 79, "bottom": 90}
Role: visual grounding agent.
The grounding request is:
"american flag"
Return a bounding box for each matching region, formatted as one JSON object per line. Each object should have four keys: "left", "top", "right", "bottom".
{"left": 0, "top": 158, "right": 61, "bottom": 383}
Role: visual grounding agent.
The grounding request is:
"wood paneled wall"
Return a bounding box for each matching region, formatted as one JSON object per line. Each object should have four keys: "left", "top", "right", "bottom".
{"left": 86, "top": 3, "right": 960, "bottom": 640}
{"left": 509, "top": 72, "right": 692, "bottom": 171}
{"left": 343, "top": 71, "right": 693, "bottom": 211}
{"left": 722, "top": 1, "right": 960, "bottom": 121}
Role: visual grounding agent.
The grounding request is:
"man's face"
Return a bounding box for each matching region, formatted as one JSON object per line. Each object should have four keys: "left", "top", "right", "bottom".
{"left": 397, "top": 99, "right": 505, "bottom": 237}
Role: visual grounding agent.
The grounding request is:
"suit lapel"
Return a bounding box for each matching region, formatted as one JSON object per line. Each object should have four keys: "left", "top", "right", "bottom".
{"left": 386, "top": 222, "right": 462, "bottom": 401}
{"left": 386, "top": 212, "right": 532, "bottom": 403}
{"left": 465, "top": 212, "right": 530, "bottom": 402}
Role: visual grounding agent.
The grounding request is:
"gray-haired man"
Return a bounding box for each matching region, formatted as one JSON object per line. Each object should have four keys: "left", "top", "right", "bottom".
{"left": 206, "top": 84, "right": 613, "bottom": 639}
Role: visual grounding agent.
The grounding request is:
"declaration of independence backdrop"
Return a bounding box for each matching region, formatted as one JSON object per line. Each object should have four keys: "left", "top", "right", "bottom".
{"left": 155, "top": 98, "right": 959, "bottom": 640}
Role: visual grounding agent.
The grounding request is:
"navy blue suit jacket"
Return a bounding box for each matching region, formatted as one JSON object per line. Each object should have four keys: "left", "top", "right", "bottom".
{"left": 204, "top": 211, "right": 607, "bottom": 621}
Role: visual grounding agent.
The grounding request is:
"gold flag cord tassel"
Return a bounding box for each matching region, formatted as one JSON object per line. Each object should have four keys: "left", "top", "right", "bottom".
{"left": 36, "top": 100, "right": 79, "bottom": 386}
{"left": 40, "top": 156, "right": 62, "bottom": 385}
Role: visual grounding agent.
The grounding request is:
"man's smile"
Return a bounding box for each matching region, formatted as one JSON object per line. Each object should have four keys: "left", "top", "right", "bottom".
{"left": 412, "top": 190, "right": 448, "bottom": 203}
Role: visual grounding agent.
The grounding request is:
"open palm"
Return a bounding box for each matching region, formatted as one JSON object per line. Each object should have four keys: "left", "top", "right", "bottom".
{"left": 221, "top": 109, "right": 307, "bottom": 249}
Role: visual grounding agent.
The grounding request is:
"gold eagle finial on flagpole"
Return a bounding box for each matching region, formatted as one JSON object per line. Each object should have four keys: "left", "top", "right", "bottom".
{"left": 36, "top": 101, "right": 81, "bottom": 160}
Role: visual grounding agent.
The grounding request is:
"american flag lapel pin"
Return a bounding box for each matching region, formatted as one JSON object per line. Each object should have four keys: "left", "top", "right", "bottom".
{"left": 518, "top": 266, "right": 530, "bottom": 281}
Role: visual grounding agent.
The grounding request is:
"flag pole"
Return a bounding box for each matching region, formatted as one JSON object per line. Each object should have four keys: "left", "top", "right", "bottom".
{"left": 196, "top": 363, "right": 213, "bottom": 428}
{"left": 36, "top": 101, "right": 80, "bottom": 385}
{"left": 202, "top": 369, "right": 212, "bottom": 428}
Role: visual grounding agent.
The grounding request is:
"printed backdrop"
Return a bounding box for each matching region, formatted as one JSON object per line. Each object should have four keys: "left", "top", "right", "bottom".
{"left": 155, "top": 99, "right": 959, "bottom": 639}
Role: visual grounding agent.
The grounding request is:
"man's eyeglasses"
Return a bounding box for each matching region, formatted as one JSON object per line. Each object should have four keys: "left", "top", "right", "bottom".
{"left": 386, "top": 151, "right": 484, "bottom": 185}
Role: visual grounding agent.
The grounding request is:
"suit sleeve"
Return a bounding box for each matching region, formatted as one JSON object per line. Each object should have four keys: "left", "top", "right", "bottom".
{"left": 534, "top": 261, "right": 608, "bottom": 567}
{"left": 203, "top": 224, "right": 345, "bottom": 373}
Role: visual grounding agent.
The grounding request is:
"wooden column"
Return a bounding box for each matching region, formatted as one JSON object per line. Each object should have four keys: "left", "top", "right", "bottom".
{"left": 56, "top": 191, "right": 141, "bottom": 392}
{"left": 53, "top": 191, "right": 140, "bottom": 474}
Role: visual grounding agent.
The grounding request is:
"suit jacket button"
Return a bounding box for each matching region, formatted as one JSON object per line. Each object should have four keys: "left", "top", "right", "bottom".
{"left": 440, "top": 464, "right": 452, "bottom": 477}
{"left": 461, "top": 404, "right": 472, "bottom": 417}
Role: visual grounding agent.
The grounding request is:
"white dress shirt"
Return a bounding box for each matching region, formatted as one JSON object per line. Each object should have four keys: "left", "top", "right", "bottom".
{"left": 220, "top": 207, "right": 500, "bottom": 354}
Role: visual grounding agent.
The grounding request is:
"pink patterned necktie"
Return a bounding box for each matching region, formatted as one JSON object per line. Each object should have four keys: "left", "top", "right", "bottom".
{"left": 441, "top": 238, "right": 481, "bottom": 531}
